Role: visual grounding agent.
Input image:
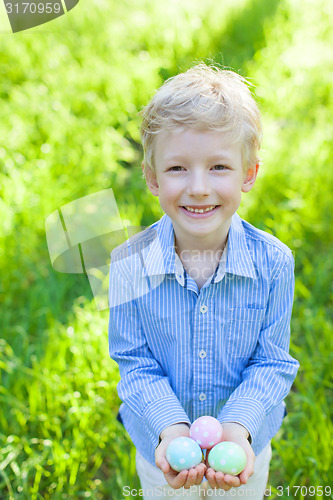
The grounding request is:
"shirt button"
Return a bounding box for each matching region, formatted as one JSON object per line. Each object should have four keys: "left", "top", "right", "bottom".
{"left": 199, "top": 350, "right": 207, "bottom": 359}
{"left": 199, "top": 393, "right": 207, "bottom": 401}
{"left": 200, "top": 305, "right": 208, "bottom": 314}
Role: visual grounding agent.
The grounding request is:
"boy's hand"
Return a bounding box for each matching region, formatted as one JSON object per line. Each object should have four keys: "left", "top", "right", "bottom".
{"left": 205, "top": 423, "right": 255, "bottom": 491}
{"left": 155, "top": 423, "right": 207, "bottom": 490}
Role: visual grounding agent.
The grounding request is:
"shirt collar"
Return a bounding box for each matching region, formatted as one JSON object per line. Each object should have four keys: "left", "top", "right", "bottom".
{"left": 225, "top": 213, "right": 257, "bottom": 279}
{"left": 142, "top": 215, "right": 175, "bottom": 278}
{"left": 142, "top": 212, "right": 256, "bottom": 281}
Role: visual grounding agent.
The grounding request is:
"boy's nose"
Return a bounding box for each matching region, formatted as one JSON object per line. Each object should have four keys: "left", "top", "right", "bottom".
{"left": 186, "top": 172, "right": 212, "bottom": 197}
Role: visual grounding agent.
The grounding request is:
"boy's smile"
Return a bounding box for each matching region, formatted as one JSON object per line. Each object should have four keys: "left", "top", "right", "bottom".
{"left": 145, "top": 128, "right": 258, "bottom": 254}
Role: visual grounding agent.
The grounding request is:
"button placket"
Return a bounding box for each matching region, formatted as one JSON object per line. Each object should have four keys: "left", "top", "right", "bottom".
{"left": 194, "top": 296, "right": 211, "bottom": 411}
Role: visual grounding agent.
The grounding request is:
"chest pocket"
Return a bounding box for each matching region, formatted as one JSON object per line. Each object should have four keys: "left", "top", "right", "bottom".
{"left": 227, "top": 307, "right": 266, "bottom": 357}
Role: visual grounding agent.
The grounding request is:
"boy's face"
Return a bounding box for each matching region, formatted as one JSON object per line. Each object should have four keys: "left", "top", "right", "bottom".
{"left": 144, "top": 128, "right": 258, "bottom": 251}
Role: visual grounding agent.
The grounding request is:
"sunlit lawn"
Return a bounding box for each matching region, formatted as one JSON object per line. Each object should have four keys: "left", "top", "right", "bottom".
{"left": 0, "top": 0, "right": 332, "bottom": 497}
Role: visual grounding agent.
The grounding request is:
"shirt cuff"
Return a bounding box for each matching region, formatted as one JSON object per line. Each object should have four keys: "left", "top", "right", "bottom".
{"left": 218, "top": 397, "right": 266, "bottom": 443}
{"left": 142, "top": 395, "right": 191, "bottom": 449}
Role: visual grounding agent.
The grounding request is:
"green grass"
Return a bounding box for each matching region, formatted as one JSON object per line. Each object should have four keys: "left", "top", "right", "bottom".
{"left": 0, "top": 299, "right": 140, "bottom": 499}
{"left": 0, "top": 0, "right": 332, "bottom": 497}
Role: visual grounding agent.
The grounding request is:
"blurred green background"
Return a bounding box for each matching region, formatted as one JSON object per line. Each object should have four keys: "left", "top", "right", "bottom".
{"left": 0, "top": 0, "right": 332, "bottom": 498}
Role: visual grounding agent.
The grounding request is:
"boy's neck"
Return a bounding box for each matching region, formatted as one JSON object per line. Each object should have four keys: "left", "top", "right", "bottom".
{"left": 174, "top": 233, "right": 228, "bottom": 291}
{"left": 174, "top": 232, "right": 228, "bottom": 263}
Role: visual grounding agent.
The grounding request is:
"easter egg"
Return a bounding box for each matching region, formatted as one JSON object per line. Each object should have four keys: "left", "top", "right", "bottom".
{"left": 190, "top": 416, "right": 223, "bottom": 449}
{"left": 208, "top": 441, "right": 247, "bottom": 475}
{"left": 166, "top": 437, "right": 203, "bottom": 472}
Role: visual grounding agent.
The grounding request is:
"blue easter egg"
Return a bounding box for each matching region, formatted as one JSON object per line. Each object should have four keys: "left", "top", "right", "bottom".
{"left": 166, "top": 437, "right": 203, "bottom": 472}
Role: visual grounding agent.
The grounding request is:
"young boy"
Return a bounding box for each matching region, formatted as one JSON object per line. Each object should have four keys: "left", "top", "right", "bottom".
{"left": 108, "top": 63, "right": 299, "bottom": 499}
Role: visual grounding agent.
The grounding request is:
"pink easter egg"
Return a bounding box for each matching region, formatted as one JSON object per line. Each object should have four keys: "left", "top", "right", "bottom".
{"left": 190, "top": 416, "right": 223, "bottom": 450}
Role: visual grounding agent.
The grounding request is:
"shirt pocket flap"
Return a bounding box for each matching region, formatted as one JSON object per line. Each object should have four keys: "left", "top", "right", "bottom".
{"left": 228, "top": 307, "right": 266, "bottom": 357}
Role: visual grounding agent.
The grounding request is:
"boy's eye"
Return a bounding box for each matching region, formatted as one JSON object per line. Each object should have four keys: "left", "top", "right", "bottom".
{"left": 166, "top": 165, "right": 229, "bottom": 172}
{"left": 168, "top": 166, "right": 183, "bottom": 171}
{"left": 213, "top": 164, "right": 229, "bottom": 170}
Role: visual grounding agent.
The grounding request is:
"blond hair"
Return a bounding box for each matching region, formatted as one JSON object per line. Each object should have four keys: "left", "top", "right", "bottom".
{"left": 140, "top": 63, "right": 262, "bottom": 177}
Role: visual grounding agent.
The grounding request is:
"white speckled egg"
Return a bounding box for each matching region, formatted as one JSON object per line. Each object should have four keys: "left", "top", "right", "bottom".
{"left": 190, "top": 416, "right": 223, "bottom": 449}
{"left": 166, "top": 437, "right": 203, "bottom": 472}
{"left": 208, "top": 441, "right": 247, "bottom": 475}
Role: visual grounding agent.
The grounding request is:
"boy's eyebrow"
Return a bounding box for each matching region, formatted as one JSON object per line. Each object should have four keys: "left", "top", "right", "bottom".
{"left": 164, "top": 153, "right": 234, "bottom": 162}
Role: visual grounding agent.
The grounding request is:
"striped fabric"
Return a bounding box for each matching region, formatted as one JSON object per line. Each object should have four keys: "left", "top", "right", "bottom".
{"left": 108, "top": 212, "right": 299, "bottom": 466}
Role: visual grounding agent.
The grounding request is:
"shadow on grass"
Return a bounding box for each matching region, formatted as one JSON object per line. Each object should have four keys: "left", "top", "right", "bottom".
{"left": 1, "top": 241, "right": 93, "bottom": 363}
{"left": 208, "top": 0, "right": 281, "bottom": 72}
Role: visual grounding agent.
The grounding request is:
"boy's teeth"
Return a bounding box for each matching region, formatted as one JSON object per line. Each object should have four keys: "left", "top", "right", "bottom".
{"left": 184, "top": 205, "right": 216, "bottom": 213}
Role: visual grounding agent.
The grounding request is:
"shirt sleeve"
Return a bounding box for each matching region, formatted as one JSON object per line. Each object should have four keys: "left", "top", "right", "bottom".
{"left": 217, "top": 251, "right": 300, "bottom": 442}
{"left": 108, "top": 258, "right": 190, "bottom": 450}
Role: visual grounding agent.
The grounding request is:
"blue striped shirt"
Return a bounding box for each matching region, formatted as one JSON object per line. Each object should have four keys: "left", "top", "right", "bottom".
{"left": 108, "top": 212, "right": 299, "bottom": 466}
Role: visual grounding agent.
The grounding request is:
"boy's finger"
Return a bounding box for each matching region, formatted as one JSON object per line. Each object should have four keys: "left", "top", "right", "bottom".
{"left": 183, "top": 467, "right": 199, "bottom": 489}
{"left": 161, "top": 462, "right": 171, "bottom": 474}
{"left": 223, "top": 473, "right": 241, "bottom": 488}
{"left": 156, "top": 458, "right": 170, "bottom": 473}
{"left": 205, "top": 468, "right": 218, "bottom": 489}
{"left": 239, "top": 470, "right": 250, "bottom": 484}
{"left": 196, "top": 463, "right": 206, "bottom": 475}
{"left": 215, "top": 471, "right": 228, "bottom": 490}
{"left": 194, "top": 475, "right": 203, "bottom": 486}
{"left": 240, "top": 462, "right": 254, "bottom": 483}
{"left": 195, "top": 465, "right": 206, "bottom": 485}
{"left": 165, "top": 469, "right": 188, "bottom": 489}
{"left": 197, "top": 471, "right": 205, "bottom": 484}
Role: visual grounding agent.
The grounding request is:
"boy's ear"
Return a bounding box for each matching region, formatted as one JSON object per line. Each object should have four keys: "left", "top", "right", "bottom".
{"left": 142, "top": 161, "right": 159, "bottom": 196}
{"left": 241, "top": 163, "right": 259, "bottom": 193}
